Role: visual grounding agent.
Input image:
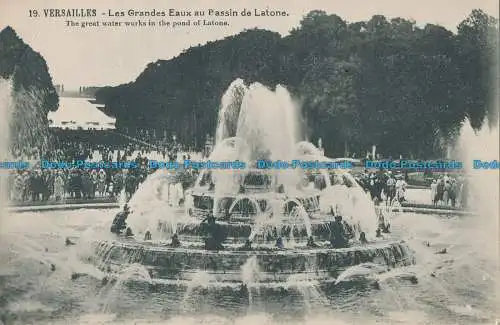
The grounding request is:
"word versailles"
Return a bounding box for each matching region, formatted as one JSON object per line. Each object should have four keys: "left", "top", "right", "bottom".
{"left": 43, "top": 8, "right": 97, "bottom": 17}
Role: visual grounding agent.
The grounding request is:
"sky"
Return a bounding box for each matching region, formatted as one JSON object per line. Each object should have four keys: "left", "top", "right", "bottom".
{"left": 1, "top": 0, "right": 498, "bottom": 90}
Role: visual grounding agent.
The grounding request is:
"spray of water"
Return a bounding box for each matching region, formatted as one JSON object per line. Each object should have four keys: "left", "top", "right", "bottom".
{"left": 208, "top": 137, "right": 251, "bottom": 195}
{"left": 454, "top": 117, "right": 499, "bottom": 305}
{"left": 215, "top": 78, "right": 247, "bottom": 143}
{"left": 124, "top": 169, "right": 180, "bottom": 238}
{"left": 235, "top": 83, "right": 299, "bottom": 161}
{"left": 10, "top": 86, "right": 53, "bottom": 160}
{"left": 0, "top": 79, "right": 13, "bottom": 216}
{"left": 454, "top": 118, "right": 499, "bottom": 223}
{"left": 0, "top": 78, "right": 53, "bottom": 218}
{"left": 320, "top": 183, "right": 378, "bottom": 238}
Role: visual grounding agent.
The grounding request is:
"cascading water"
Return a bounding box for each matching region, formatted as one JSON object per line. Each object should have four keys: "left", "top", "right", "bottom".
{"left": 208, "top": 137, "right": 250, "bottom": 195}
{"left": 319, "top": 181, "right": 379, "bottom": 238}
{"left": 454, "top": 118, "right": 499, "bottom": 221}
{"left": 124, "top": 169, "right": 181, "bottom": 237}
{"left": 0, "top": 78, "right": 435, "bottom": 325}
{"left": 215, "top": 78, "right": 247, "bottom": 143}
{"left": 181, "top": 270, "right": 217, "bottom": 312}
{"left": 241, "top": 256, "right": 262, "bottom": 310}
{"left": 100, "top": 263, "right": 152, "bottom": 313}
{"left": 235, "top": 83, "right": 301, "bottom": 190}
{"left": 235, "top": 83, "right": 296, "bottom": 161}
{"left": 0, "top": 79, "right": 13, "bottom": 214}
{"left": 452, "top": 117, "right": 499, "bottom": 309}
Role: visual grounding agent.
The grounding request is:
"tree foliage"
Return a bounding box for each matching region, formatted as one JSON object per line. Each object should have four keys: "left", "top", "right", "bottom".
{"left": 0, "top": 26, "right": 59, "bottom": 154}
{"left": 95, "top": 10, "right": 498, "bottom": 158}
{"left": 0, "top": 26, "right": 58, "bottom": 113}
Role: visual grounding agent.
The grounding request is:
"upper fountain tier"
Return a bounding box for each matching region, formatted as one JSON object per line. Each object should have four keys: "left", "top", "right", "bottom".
{"left": 195, "top": 80, "right": 333, "bottom": 195}
{"left": 125, "top": 79, "right": 377, "bottom": 238}
{"left": 185, "top": 80, "right": 359, "bottom": 225}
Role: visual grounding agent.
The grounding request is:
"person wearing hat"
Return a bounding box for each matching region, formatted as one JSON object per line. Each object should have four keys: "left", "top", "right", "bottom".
{"left": 370, "top": 174, "right": 383, "bottom": 202}
{"left": 395, "top": 175, "right": 407, "bottom": 203}
{"left": 14, "top": 171, "right": 24, "bottom": 202}
{"left": 90, "top": 169, "right": 98, "bottom": 199}
{"left": 386, "top": 174, "right": 396, "bottom": 205}
{"left": 82, "top": 170, "right": 93, "bottom": 199}
{"left": 430, "top": 179, "right": 438, "bottom": 205}
{"left": 21, "top": 170, "right": 30, "bottom": 202}
{"left": 437, "top": 177, "right": 445, "bottom": 205}
{"left": 449, "top": 179, "right": 458, "bottom": 207}
{"left": 97, "top": 169, "right": 107, "bottom": 197}
{"left": 125, "top": 172, "right": 137, "bottom": 200}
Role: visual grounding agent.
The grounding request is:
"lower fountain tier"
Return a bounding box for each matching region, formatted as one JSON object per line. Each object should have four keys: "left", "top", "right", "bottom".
{"left": 101, "top": 277, "right": 389, "bottom": 309}
{"left": 91, "top": 240, "right": 415, "bottom": 282}
{"left": 158, "top": 218, "right": 351, "bottom": 243}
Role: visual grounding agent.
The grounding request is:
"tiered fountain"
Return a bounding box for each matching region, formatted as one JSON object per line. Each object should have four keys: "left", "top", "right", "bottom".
{"left": 91, "top": 80, "right": 415, "bottom": 294}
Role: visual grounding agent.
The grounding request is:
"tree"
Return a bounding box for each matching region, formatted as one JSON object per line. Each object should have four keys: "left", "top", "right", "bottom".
{"left": 300, "top": 57, "right": 363, "bottom": 155}
{"left": 0, "top": 26, "right": 59, "bottom": 156}
{"left": 456, "top": 9, "right": 499, "bottom": 129}
{"left": 94, "top": 10, "right": 498, "bottom": 157}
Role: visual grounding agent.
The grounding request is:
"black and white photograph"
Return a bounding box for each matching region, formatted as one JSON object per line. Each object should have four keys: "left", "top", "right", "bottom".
{"left": 0, "top": 1, "right": 498, "bottom": 324}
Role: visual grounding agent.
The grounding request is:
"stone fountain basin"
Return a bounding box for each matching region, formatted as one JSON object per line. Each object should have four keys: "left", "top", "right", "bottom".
{"left": 91, "top": 239, "right": 415, "bottom": 283}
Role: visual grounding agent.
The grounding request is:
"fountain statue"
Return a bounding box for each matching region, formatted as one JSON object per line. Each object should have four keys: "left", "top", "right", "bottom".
{"left": 91, "top": 79, "right": 415, "bottom": 293}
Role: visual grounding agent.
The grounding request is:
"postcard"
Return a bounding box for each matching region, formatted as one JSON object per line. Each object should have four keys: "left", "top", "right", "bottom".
{"left": 0, "top": 1, "right": 498, "bottom": 324}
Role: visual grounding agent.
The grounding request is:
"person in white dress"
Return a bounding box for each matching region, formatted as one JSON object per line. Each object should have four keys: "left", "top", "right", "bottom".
{"left": 54, "top": 171, "right": 65, "bottom": 200}
{"left": 97, "top": 169, "right": 106, "bottom": 197}
{"left": 395, "top": 176, "right": 407, "bottom": 202}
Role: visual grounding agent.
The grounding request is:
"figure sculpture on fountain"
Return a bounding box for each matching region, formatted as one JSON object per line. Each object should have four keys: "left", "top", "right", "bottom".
{"left": 201, "top": 211, "right": 228, "bottom": 250}
{"left": 110, "top": 204, "right": 131, "bottom": 235}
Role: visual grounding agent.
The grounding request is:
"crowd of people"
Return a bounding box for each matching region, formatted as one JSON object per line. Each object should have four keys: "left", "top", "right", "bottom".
{"left": 12, "top": 139, "right": 192, "bottom": 162}
{"left": 430, "top": 174, "right": 468, "bottom": 208}
{"left": 356, "top": 169, "right": 469, "bottom": 209}
{"left": 7, "top": 140, "right": 199, "bottom": 204}
{"left": 8, "top": 137, "right": 470, "bottom": 213}
{"left": 8, "top": 168, "right": 142, "bottom": 203}
{"left": 356, "top": 170, "right": 408, "bottom": 205}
